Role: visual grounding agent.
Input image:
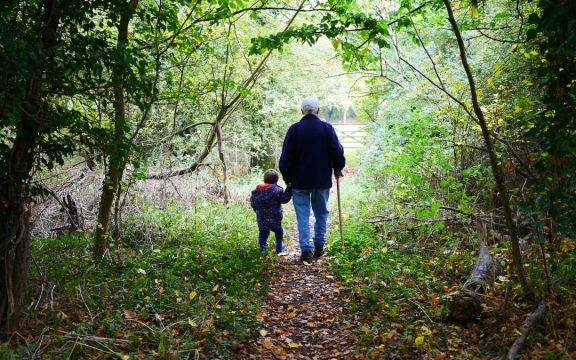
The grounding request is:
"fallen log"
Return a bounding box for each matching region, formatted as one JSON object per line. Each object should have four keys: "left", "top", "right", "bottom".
{"left": 448, "top": 220, "right": 499, "bottom": 321}
{"left": 507, "top": 300, "right": 546, "bottom": 359}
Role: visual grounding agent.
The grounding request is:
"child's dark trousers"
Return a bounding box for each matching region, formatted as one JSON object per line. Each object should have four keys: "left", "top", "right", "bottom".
{"left": 258, "top": 227, "right": 284, "bottom": 253}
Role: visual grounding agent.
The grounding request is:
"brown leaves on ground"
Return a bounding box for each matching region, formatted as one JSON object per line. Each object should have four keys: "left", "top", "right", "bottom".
{"left": 233, "top": 241, "right": 362, "bottom": 360}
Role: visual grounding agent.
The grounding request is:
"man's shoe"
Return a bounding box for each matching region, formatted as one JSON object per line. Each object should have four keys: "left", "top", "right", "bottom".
{"left": 299, "top": 249, "right": 313, "bottom": 263}
{"left": 313, "top": 244, "right": 324, "bottom": 259}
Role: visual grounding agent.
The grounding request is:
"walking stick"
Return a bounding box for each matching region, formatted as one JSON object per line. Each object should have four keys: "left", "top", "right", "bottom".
{"left": 336, "top": 176, "right": 344, "bottom": 247}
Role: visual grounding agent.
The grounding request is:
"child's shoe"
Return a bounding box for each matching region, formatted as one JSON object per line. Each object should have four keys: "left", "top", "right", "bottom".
{"left": 275, "top": 240, "right": 286, "bottom": 254}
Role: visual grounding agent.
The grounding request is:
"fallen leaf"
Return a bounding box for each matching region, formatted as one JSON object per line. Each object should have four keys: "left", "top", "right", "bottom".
{"left": 189, "top": 291, "right": 197, "bottom": 300}
{"left": 123, "top": 310, "right": 137, "bottom": 319}
{"left": 57, "top": 311, "right": 68, "bottom": 320}
{"left": 262, "top": 337, "right": 273, "bottom": 349}
{"left": 415, "top": 335, "right": 425, "bottom": 346}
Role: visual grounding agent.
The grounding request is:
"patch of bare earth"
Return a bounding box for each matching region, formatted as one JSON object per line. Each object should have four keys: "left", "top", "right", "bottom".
{"left": 234, "top": 239, "right": 362, "bottom": 359}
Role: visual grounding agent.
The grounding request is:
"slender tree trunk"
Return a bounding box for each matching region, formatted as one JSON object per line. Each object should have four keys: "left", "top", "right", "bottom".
{"left": 94, "top": 0, "right": 138, "bottom": 260}
{"left": 0, "top": 0, "right": 59, "bottom": 334}
{"left": 215, "top": 123, "right": 229, "bottom": 204}
{"left": 442, "top": 0, "right": 534, "bottom": 299}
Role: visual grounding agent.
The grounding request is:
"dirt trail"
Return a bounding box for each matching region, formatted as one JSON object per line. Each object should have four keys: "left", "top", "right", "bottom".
{"left": 235, "top": 236, "right": 362, "bottom": 359}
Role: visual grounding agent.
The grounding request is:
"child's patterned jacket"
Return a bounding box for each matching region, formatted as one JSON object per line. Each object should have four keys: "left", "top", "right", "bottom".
{"left": 250, "top": 184, "right": 292, "bottom": 231}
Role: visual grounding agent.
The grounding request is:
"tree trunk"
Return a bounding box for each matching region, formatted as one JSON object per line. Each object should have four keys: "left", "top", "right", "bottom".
{"left": 0, "top": 0, "right": 59, "bottom": 334}
{"left": 94, "top": 0, "right": 139, "bottom": 260}
{"left": 448, "top": 220, "right": 499, "bottom": 321}
{"left": 442, "top": 0, "right": 534, "bottom": 300}
{"left": 215, "top": 123, "right": 229, "bottom": 204}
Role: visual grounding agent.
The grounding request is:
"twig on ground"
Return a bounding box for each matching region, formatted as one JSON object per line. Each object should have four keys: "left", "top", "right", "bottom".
{"left": 80, "top": 335, "right": 131, "bottom": 344}
{"left": 368, "top": 215, "right": 460, "bottom": 224}
{"left": 77, "top": 285, "right": 94, "bottom": 322}
{"left": 423, "top": 227, "right": 436, "bottom": 243}
{"left": 50, "top": 285, "right": 56, "bottom": 311}
{"left": 67, "top": 336, "right": 80, "bottom": 359}
{"left": 32, "top": 327, "right": 50, "bottom": 359}
{"left": 127, "top": 318, "right": 156, "bottom": 334}
{"left": 407, "top": 297, "right": 435, "bottom": 323}
{"left": 72, "top": 340, "right": 116, "bottom": 355}
{"left": 34, "top": 282, "right": 45, "bottom": 310}
{"left": 59, "top": 331, "right": 131, "bottom": 344}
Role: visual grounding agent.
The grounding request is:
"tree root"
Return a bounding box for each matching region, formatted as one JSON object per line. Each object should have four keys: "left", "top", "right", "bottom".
{"left": 507, "top": 300, "right": 546, "bottom": 359}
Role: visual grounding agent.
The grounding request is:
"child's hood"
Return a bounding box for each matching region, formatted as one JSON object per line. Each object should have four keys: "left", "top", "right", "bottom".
{"left": 256, "top": 183, "right": 274, "bottom": 190}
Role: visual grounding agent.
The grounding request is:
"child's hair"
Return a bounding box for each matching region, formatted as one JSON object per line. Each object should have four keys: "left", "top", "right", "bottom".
{"left": 263, "top": 169, "right": 279, "bottom": 184}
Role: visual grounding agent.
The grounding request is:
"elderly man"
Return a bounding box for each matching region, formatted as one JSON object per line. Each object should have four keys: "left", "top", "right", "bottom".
{"left": 279, "top": 97, "right": 346, "bottom": 263}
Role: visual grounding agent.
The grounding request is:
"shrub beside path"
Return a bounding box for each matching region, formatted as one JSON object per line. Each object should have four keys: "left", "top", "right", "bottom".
{"left": 234, "top": 235, "right": 362, "bottom": 359}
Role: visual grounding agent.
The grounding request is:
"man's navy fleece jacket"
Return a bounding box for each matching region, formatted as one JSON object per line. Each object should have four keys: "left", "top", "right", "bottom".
{"left": 279, "top": 114, "right": 346, "bottom": 189}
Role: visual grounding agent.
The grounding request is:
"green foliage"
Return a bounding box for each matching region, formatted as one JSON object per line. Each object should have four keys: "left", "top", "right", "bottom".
{"left": 359, "top": 89, "right": 483, "bottom": 224}
{"left": 521, "top": 0, "right": 576, "bottom": 235}
{"left": 29, "top": 202, "right": 272, "bottom": 357}
{"left": 0, "top": 1, "right": 115, "bottom": 177}
{"left": 325, "top": 181, "right": 487, "bottom": 357}
{"left": 249, "top": 1, "right": 398, "bottom": 69}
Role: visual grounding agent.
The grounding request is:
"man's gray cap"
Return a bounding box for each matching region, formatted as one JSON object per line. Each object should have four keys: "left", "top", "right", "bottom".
{"left": 301, "top": 97, "right": 319, "bottom": 112}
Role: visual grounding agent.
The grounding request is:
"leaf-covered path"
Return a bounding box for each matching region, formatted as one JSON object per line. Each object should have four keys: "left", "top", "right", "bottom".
{"left": 235, "top": 237, "right": 362, "bottom": 359}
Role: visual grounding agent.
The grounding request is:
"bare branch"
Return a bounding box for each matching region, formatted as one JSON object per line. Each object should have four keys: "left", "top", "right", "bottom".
{"left": 399, "top": 56, "right": 479, "bottom": 124}
{"left": 409, "top": 15, "right": 445, "bottom": 89}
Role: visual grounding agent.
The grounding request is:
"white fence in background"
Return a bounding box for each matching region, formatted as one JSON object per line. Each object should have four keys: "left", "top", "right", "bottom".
{"left": 333, "top": 123, "right": 367, "bottom": 149}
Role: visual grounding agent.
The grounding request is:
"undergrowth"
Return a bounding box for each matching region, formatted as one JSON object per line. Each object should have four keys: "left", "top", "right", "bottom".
{"left": 8, "top": 202, "right": 271, "bottom": 359}
{"left": 325, "top": 178, "right": 575, "bottom": 359}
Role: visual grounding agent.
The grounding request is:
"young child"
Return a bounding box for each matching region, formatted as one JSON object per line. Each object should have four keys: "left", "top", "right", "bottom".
{"left": 250, "top": 169, "right": 292, "bottom": 254}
